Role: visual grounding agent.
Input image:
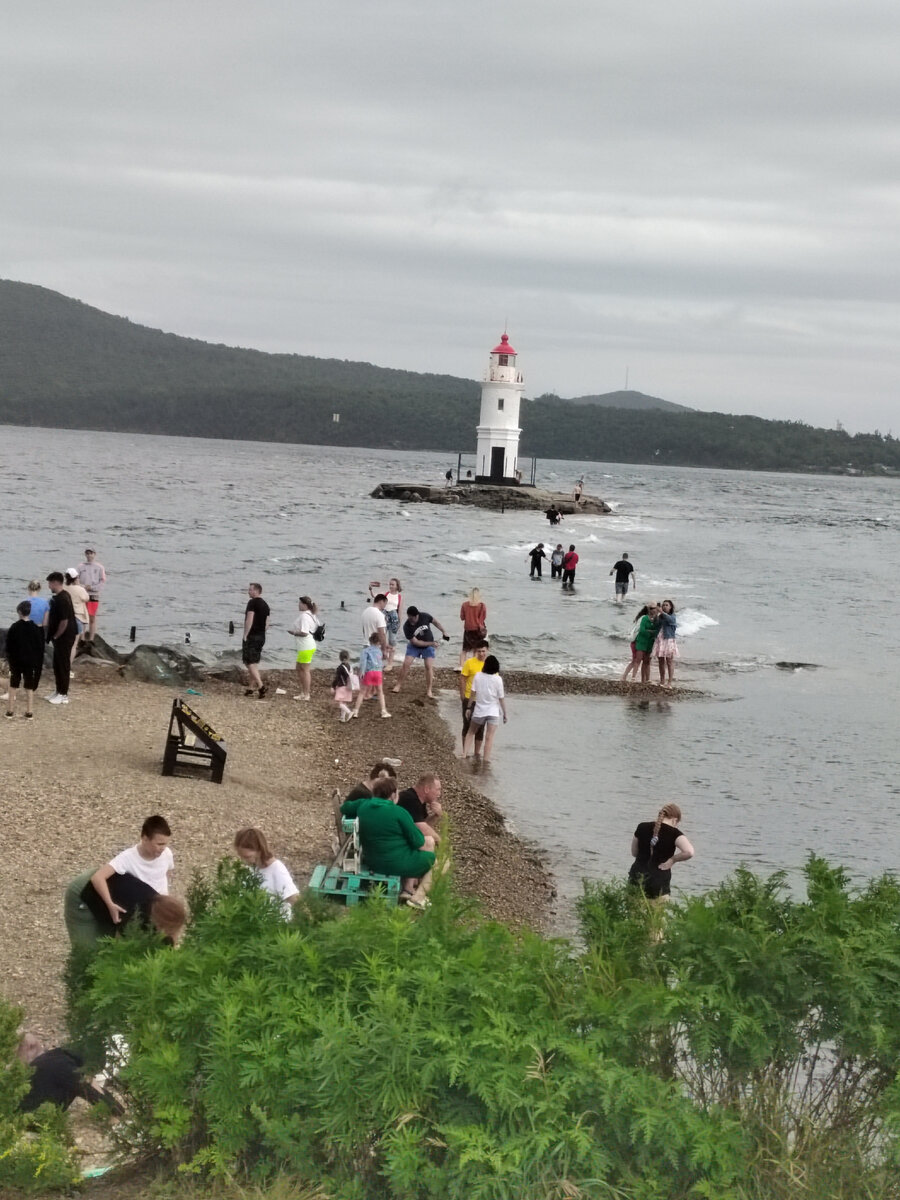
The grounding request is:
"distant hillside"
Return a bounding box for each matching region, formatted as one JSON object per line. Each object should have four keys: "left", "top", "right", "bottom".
{"left": 1, "top": 279, "right": 898, "bottom": 474}
{"left": 558, "top": 389, "right": 692, "bottom": 413}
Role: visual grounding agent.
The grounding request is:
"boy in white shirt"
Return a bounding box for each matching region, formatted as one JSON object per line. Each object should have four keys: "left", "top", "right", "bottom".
{"left": 89, "top": 814, "right": 174, "bottom": 927}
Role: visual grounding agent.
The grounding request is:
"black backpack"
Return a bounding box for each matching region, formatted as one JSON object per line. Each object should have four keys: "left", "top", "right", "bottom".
{"left": 312, "top": 620, "right": 326, "bottom": 643}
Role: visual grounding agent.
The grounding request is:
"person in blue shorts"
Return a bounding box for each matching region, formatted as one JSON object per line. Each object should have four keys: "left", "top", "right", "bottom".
{"left": 391, "top": 605, "right": 450, "bottom": 699}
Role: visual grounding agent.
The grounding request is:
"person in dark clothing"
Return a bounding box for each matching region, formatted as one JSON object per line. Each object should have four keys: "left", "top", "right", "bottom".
{"left": 628, "top": 803, "right": 695, "bottom": 899}
{"left": 65, "top": 870, "right": 186, "bottom": 948}
{"left": 242, "top": 581, "right": 270, "bottom": 698}
{"left": 18, "top": 1046, "right": 106, "bottom": 1112}
{"left": 45, "top": 572, "right": 76, "bottom": 705}
{"left": 6, "top": 601, "right": 45, "bottom": 718}
{"left": 527, "top": 543, "right": 547, "bottom": 579}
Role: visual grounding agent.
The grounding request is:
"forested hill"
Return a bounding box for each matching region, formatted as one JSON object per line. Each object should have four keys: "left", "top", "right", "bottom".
{"left": 1, "top": 279, "right": 898, "bottom": 474}
{"left": 548, "top": 389, "right": 692, "bottom": 413}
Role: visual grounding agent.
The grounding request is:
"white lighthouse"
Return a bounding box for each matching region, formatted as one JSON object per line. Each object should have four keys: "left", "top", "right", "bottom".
{"left": 475, "top": 333, "right": 525, "bottom": 483}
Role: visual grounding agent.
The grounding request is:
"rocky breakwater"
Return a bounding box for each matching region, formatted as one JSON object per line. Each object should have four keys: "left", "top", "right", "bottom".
{"left": 371, "top": 482, "right": 611, "bottom": 515}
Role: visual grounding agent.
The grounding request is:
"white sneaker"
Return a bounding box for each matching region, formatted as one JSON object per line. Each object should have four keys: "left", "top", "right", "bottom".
{"left": 45, "top": 692, "right": 59, "bottom": 702}
{"left": 48, "top": 694, "right": 69, "bottom": 705}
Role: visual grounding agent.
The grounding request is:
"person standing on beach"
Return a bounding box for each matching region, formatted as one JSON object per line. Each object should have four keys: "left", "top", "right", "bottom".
{"left": 527, "top": 543, "right": 547, "bottom": 579}
{"left": 463, "top": 654, "right": 508, "bottom": 763}
{"left": 622, "top": 605, "right": 650, "bottom": 682}
{"left": 391, "top": 605, "right": 450, "bottom": 699}
{"left": 77, "top": 549, "right": 107, "bottom": 642}
{"left": 459, "top": 587, "right": 487, "bottom": 667}
{"left": 459, "top": 639, "right": 488, "bottom": 754}
{"left": 45, "top": 573, "right": 76, "bottom": 705}
{"left": 561, "top": 545, "right": 579, "bottom": 589}
{"left": 634, "top": 603, "right": 660, "bottom": 683}
{"left": 351, "top": 633, "right": 391, "bottom": 719}
{"left": 23, "top": 580, "right": 49, "bottom": 630}
{"left": 63, "top": 569, "right": 90, "bottom": 665}
{"left": 652, "top": 599, "right": 679, "bottom": 686}
{"left": 242, "top": 582, "right": 270, "bottom": 699}
{"left": 610, "top": 554, "right": 635, "bottom": 603}
{"left": 290, "top": 595, "right": 319, "bottom": 700}
{"left": 5, "top": 601, "right": 44, "bottom": 719}
{"left": 367, "top": 578, "right": 401, "bottom": 670}
{"left": 361, "top": 593, "right": 388, "bottom": 653}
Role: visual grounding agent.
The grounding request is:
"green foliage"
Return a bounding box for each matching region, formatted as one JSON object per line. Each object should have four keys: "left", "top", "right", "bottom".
{"left": 0, "top": 1000, "right": 81, "bottom": 1194}
{"left": 2, "top": 280, "right": 898, "bottom": 473}
{"left": 578, "top": 857, "right": 900, "bottom": 1198}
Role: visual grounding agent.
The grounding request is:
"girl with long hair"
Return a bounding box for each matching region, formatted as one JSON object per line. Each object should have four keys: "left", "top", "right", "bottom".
{"left": 459, "top": 586, "right": 487, "bottom": 667}
{"left": 233, "top": 827, "right": 299, "bottom": 917}
{"left": 628, "top": 803, "right": 694, "bottom": 899}
{"left": 653, "top": 599, "right": 679, "bottom": 686}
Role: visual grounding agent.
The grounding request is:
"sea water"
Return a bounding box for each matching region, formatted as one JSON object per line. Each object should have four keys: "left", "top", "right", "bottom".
{"left": 2, "top": 426, "right": 898, "bottom": 908}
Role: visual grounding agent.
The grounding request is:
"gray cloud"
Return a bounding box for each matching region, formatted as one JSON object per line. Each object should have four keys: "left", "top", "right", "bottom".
{"left": 3, "top": 0, "right": 900, "bottom": 431}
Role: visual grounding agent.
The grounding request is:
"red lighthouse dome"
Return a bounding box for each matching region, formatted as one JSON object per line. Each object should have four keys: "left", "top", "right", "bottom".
{"left": 491, "top": 333, "right": 516, "bottom": 356}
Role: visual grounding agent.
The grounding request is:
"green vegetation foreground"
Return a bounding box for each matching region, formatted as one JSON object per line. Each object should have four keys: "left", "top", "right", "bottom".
{"left": 4, "top": 856, "right": 900, "bottom": 1198}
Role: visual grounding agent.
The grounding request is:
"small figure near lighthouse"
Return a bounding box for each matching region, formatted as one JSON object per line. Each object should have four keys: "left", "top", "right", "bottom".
{"left": 475, "top": 333, "right": 525, "bottom": 484}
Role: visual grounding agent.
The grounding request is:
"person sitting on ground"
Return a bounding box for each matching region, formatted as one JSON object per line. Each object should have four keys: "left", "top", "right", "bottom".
{"left": 397, "top": 773, "right": 444, "bottom": 844}
{"left": 344, "top": 761, "right": 398, "bottom": 804}
{"left": 233, "top": 828, "right": 300, "bottom": 917}
{"left": 6, "top": 601, "right": 45, "bottom": 719}
{"left": 391, "top": 606, "right": 450, "bottom": 699}
{"left": 89, "top": 815, "right": 174, "bottom": 929}
{"left": 341, "top": 776, "right": 436, "bottom": 909}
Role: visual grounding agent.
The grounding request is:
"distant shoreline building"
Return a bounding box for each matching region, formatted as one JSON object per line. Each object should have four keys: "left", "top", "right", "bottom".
{"left": 474, "top": 333, "right": 525, "bottom": 484}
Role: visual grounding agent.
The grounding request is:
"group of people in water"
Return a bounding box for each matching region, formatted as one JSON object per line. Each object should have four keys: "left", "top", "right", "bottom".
{"left": 622, "top": 599, "right": 679, "bottom": 685}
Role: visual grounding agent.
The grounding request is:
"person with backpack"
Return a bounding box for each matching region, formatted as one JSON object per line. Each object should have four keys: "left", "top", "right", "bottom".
{"left": 290, "top": 594, "right": 320, "bottom": 700}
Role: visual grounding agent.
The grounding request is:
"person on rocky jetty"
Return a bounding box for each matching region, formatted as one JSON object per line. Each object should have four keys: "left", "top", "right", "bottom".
{"left": 341, "top": 774, "right": 436, "bottom": 909}
{"left": 77, "top": 548, "right": 107, "bottom": 643}
{"left": 391, "top": 605, "right": 450, "bottom": 699}
{"left": 242, "top": 581, "right": 270, "bottom": 699}
{"left": 5, "top": 600, "right": 44, "bottom": 719}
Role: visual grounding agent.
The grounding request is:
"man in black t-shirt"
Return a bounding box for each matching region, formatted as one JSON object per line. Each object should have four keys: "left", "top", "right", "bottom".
{"left": 391, "top": 606, "right": 450, "bottom": 698}
{"left": 45, "top": 572, "right": 76, "bottom": 704}
{"left": 397, "top": 774, "right": 443, "bottom": 844}
{"left": 344, "top": 761, "right": 398, "bottom": 804}
{"left": 610, "top": 554, "right": 636, "bottom": 603}
{"left": 242, "top": 582, "right": 270, "bottom": 698}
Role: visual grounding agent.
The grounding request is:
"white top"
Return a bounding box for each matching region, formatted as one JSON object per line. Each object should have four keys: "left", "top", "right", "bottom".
{"left": 109, "top": 844, "right": 174, "bottom": 894}
{"left": 257, "top": 858, "right": 299, "bottom": 918}
{"left": 362, "top": 604, "right": 387, "bottom": 639}
{"left": 470, "top": 671, "right": 505, "bottom": 720}
{"left": 384, "top": 591, "right": 401, "bottom": 613}
{"left": 292, "top": 610, "right": 318, "bottom": 647}
{"left": 64, "top": 582, "right": 91, "bottom": 625}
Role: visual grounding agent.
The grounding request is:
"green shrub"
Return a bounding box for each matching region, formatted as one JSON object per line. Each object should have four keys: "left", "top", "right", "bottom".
{"left": 0, "top": 1000, "right": 81, "bottom": 1194}
{"left": 71, "top": 856, "right": 900, "bottom": 1199}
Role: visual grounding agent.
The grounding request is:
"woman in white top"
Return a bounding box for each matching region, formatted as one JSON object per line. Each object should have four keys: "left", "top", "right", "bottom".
{"left": 463, "top": 655, "right": 507, "bottom": 763}
{"left": 290, "top": 594, "right": 319, "bottom": 700}
{"left": 368, "top": 577, "right": 402, "bottom": 671}
{"left": 233, "top": 828, "right": 299, "bottom": 918}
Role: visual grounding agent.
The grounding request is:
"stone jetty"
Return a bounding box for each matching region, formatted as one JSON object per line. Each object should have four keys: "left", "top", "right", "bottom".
{"left": 370, "top": 481, "right": 611, "bottom": 514}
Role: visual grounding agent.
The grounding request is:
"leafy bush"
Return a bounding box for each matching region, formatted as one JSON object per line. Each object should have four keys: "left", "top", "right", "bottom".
{"left": 71, "top": 857, "right": 900, "bottom": 1199}
{"left": 0, "top": 1000, "right": 81, "bottom": 1194}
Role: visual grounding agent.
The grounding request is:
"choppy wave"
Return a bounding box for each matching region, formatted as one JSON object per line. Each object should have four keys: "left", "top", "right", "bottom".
{"left": 450, "top": 549, "right": 493, "bottom": 563}
{"left": 676, "top": 609, "right": 718, "bottom": 637}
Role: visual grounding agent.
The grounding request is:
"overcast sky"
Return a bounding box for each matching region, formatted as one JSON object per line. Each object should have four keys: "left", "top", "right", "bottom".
{"left": 3, "top": 1, "right": 899, "bottom": 432}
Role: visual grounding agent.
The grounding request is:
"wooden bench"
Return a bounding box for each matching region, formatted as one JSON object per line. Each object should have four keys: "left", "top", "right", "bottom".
{"left": 307, "top": 791, "right": 402, "bottom": 906}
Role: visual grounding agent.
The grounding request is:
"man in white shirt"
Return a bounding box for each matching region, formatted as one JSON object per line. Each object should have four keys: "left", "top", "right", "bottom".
{"left": 89, "top": 814, "right": 174, "bottom": 926}
{"left": 361, "top": 594, "right": 388, "bottom": 651}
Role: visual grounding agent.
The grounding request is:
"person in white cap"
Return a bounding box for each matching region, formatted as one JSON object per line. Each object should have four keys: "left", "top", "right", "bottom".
{"left": 63, "top": 569, "right": 91, "bottom": 666}
{"left": 77, "top": 549, "right": 107, "bottom": 642}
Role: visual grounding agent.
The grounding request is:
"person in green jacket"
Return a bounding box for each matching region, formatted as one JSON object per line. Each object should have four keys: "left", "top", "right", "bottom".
{"left": 341, "top": 776, "right": 436, "bottom": 908}
{"left": 634, "top": 603, "right": 660, "bottom": 684}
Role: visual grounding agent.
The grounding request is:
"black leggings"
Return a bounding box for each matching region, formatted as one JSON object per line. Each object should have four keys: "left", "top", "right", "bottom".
{"left": 52, "top": 637, "right": 75, "bottom": 696}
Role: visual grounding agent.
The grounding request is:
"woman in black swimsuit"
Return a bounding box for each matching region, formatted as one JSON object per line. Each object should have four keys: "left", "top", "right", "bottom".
{"left": 628, "top": 803, "right": 694, "bottom": 898}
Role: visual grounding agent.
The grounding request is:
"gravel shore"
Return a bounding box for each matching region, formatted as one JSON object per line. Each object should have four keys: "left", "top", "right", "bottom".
{"left": 1, "top": 659, "right": 698, "bottom": 1041}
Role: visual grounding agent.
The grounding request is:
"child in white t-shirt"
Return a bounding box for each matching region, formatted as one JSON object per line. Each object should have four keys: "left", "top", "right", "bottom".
{"left": 233, "top": 828, "right": 299, "bottom": 918}
{"left": 89, "top": 814, "right": 174, "bottom": 928}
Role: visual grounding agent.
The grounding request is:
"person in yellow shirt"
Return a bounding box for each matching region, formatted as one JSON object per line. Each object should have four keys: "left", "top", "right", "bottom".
{"left": 458, "top": 639, "right": 489, "bottom": 755}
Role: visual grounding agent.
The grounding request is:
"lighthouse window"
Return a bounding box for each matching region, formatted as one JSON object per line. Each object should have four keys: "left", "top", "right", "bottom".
{"left": 498, "top": 397, "right": 505, "bottom": 411}
{"left": 498, "top": 354, "right": 508, "bottom": 366}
